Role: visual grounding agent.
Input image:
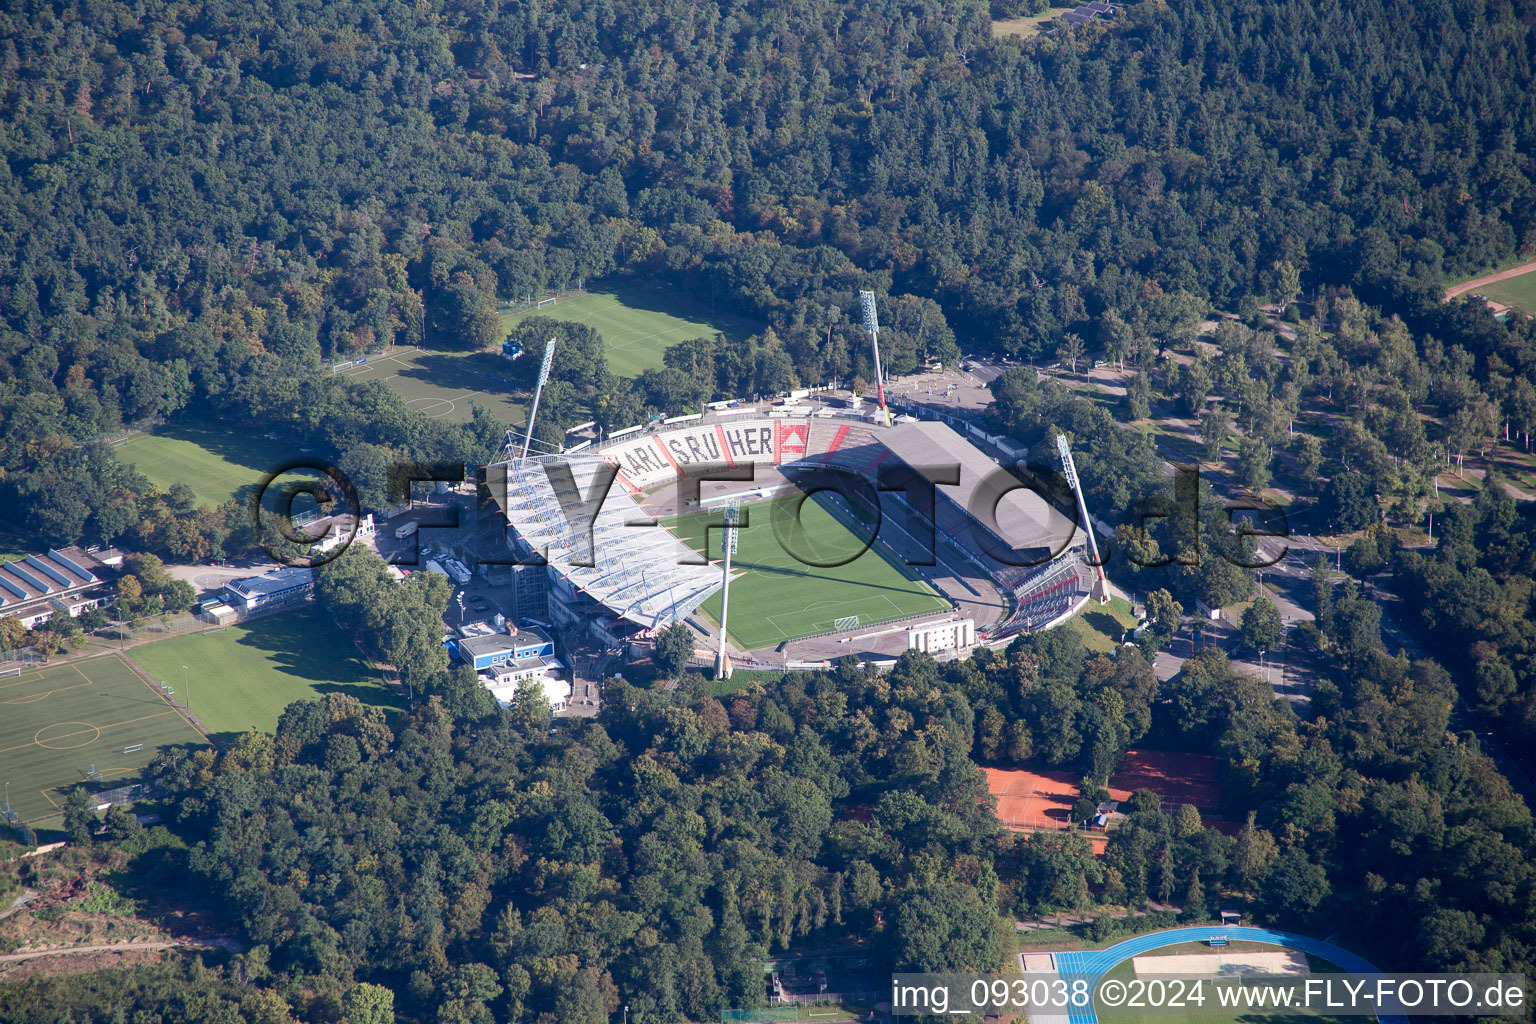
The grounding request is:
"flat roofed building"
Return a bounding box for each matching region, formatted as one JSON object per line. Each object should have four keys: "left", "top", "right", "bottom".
{"left": 223, "top": 566, "right": 315, "bottom": 612}
{"left": 447, "top": 622, "right": 555, "bottom": 671}
{"left": 0, "top": 546, "right": 120, "bottom": 629}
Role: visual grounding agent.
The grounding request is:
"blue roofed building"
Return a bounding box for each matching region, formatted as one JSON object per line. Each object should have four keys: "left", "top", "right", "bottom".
{"left": 445, "top": 621, "right": 569, "bottom": 711}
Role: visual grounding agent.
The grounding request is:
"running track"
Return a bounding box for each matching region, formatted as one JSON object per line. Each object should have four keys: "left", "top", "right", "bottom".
{"left": 1046, "top": 926, "right": 1404, "bottom": 1024}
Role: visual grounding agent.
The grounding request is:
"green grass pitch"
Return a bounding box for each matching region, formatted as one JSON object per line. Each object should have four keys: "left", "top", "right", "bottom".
{"left": 117, "top": 423, "right": 293, "bottom": 508}
{"left": 664, "top": 493, "right": 952, "bottom": 651}
{"left": 1479, "top": 267, "right": 1536, "bottom": 315}
{"left": 0, "top": 655, "right": 207, "bottom": 822}
{"left": 128, "top": 607, "right": 404, "bottom": 745}
{"left": 502, "top": 280, "right": 758, "bottom": 378}
{"left": 331, "top": 346, "right": 527, "bottom": 426}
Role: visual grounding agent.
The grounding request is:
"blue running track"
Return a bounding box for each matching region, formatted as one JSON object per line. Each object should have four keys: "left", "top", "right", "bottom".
{"left": 1050, "top": 925, "right": 1403, "bottom": 1024}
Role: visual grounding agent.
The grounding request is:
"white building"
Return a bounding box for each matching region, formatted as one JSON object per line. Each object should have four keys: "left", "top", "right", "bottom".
{"left": 907, "top": 618, "right": 975, "bottom": 654}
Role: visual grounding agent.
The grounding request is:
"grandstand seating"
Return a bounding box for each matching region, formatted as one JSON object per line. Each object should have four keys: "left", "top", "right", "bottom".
{"left": 983, "top": 554, "right": 1091, "bottom": 642}
{"left": 500, "top": 456, "right": 722, "bottom": 627}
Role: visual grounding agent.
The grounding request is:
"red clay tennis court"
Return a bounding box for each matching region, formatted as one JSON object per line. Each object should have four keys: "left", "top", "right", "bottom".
{"left": 986, "top": 766, "right": 1081, "bottom": 829}
{"left": 985, "top": 749, "right": 1235, "bottom": 845}
{"left": 1108, "top": 748, "right": 1225, "bottom": 814}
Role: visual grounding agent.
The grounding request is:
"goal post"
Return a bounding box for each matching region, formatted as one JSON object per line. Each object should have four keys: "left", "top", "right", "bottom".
{"left": 834, "top": 615, "right": 859, "bottom": 631}
{"left": 331, "top": 360, "right": 355, "bottom": 373}
{"left": 536, "top": 297, "right": 557, "bottom": 309}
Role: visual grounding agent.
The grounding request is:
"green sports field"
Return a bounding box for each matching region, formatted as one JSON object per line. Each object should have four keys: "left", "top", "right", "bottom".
{"left": 1478, "top": 267, "right": 1536, "bottom": 314}
{"left": 0, "top": 655, "right": 207, "bottom": 822}
{"left": 502, "top": 281, "right": 758, "bottom": 377}
{"left": 665, "top": 494, "right": 952, "bottom": 651}
{"left": 331, "top": 347, "right": 527, "bottom": 425}
{"left": 128, "top": 608, "right": 404, "bottom": 744}
{"left": 117, "top": 423, "right": 292, "bottom": 508}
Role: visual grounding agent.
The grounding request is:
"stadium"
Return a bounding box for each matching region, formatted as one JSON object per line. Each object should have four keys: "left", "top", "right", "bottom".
{"left": 487, "top": 404, "right": 1110, "bottom": 671}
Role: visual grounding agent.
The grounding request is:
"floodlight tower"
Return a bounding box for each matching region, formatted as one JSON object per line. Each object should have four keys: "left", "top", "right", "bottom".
{"left": 1055, "top": 433, "right": 1110, "bottom": 603}
{"left": 714, "top": 500, "right": 740, "bottom": 680}
{"left": 859, "top": 290, "right": 891, "bottom": 427}
{"left": 519, "top": 337, "right": 559, "bottom": 460}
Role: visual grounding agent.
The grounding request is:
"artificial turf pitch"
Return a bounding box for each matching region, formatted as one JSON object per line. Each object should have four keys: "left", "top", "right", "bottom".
{"left": 128, "top": 608, "right": 403, "bottom": 744}
{"left": 664, "top": 493, "right": 952, "bottom": 651}
{"left": 0, "top": 655, "right": 207, "bottom": 822}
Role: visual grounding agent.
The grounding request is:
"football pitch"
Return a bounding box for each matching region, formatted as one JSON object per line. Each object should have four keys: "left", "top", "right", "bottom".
{"left": 129, "top": 608, "right": 404, "bottom": 743}
{"left": 117, "top": 423, "right": 291, "bottom": 508}
{"left": 503, "top": 282, "right": 758, "bottom": 377}
{"left": 331, "top": 346, "right": 527, "bottom": 425}
{"left": 665, "top": 494, "right": 952, "bottom": 651}
{"left": 0, "top": 655, "right": 207, "bottom": 823}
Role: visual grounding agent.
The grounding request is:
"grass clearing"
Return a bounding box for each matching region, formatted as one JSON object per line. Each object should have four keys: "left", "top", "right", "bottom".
{"left": 116, "top": 423, "right": 293, "bottom": 508}
{"left": 0, "top": 654, "right": 207, "bottom": 822}
{"left": 992, "top": 5, "right": 1079, "bottom": 38}
{"left": 128, "top": 607, "right": 403, "bottom": 745}
{"left": 331, "top": 347, "right": 527, "bottom": 427}
{"left": 664, "top": 493, "right": 952, "bottom": 651}
{"left": 1072, "top": 594, "right": 1140, "bottom": 653}
{"left": 1477, "top": 267, "right": 1536, "bottom": 314}
{"left": 711, "top": 669, "right": 784, "bottom": 696}
{"left": 503, "top": 280, "right": 759, "bottom": 378}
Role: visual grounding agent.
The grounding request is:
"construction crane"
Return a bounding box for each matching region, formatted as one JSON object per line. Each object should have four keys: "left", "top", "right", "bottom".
{"left": 859, "top": 290, "right": 891, "bottom": 427}
{"left": 1055, "top": 433, "right": 1110, "bottom": 603}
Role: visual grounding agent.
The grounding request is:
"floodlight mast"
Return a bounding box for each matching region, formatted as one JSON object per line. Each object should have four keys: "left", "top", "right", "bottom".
{"left": 859, "top": 290, "right": 891, "bottom": 427}
{"left": 714, "top": 501, "right": 740, "bottom": 680}
{"left": 520, "top": 338, "right": 559, "bottom": 460}
{"left": 1055, "top": 433, "right": 1110, "bottom": 603}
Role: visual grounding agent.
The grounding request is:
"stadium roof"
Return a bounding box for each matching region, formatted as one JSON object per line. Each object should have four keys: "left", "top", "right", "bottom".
{"left": 879, "top": 421, "right": 1082, "bottom": 556}
{"left": 492, "top": 456, "right": 722, "bottom": 628}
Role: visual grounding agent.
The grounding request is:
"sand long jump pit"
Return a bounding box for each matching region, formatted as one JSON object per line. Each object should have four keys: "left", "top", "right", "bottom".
{"left": 1132, "top": 951, "right": 1309, "bottom": 977}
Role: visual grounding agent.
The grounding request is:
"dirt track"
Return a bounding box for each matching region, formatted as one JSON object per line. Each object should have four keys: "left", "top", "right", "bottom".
{"left": 1444, "top": 260, "right": 1536, "bottom": 300}
{"left": 0, "top": 938, "right": 236, "bottom": 963}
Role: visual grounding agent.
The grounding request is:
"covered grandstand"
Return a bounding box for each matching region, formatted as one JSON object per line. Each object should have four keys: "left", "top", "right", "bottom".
{"left": 493, "top": 456, "right": 722, "bottom": 629}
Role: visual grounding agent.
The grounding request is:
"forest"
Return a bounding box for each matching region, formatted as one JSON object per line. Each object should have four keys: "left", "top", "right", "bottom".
{"left": 2, "top": 0, "right": 1535, "bottom": 554}
{"left": 6, "top": 567, "right": 1534, "bottom": 1023}
{"left": 2, "top": 0, "right": 1536, "bottom": 1018}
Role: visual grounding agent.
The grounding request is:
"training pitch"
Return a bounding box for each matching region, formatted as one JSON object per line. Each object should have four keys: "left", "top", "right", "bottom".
{"left": 0, "top": 655, "right": 207, "bottom": 823}
{"left": 502, "top": 283, "right": 758, "bottom": 377}
{"left": 129, "top": 608, "right": 404, "bottom": 743}
{"left": 332, "top": 347, "right": 526, "bottom": 425}
{"left": 117, "top": 423, "right": 291, "bottom": 508}
{"left": 664, "top": 493, "right": 952, "bottom": 651}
